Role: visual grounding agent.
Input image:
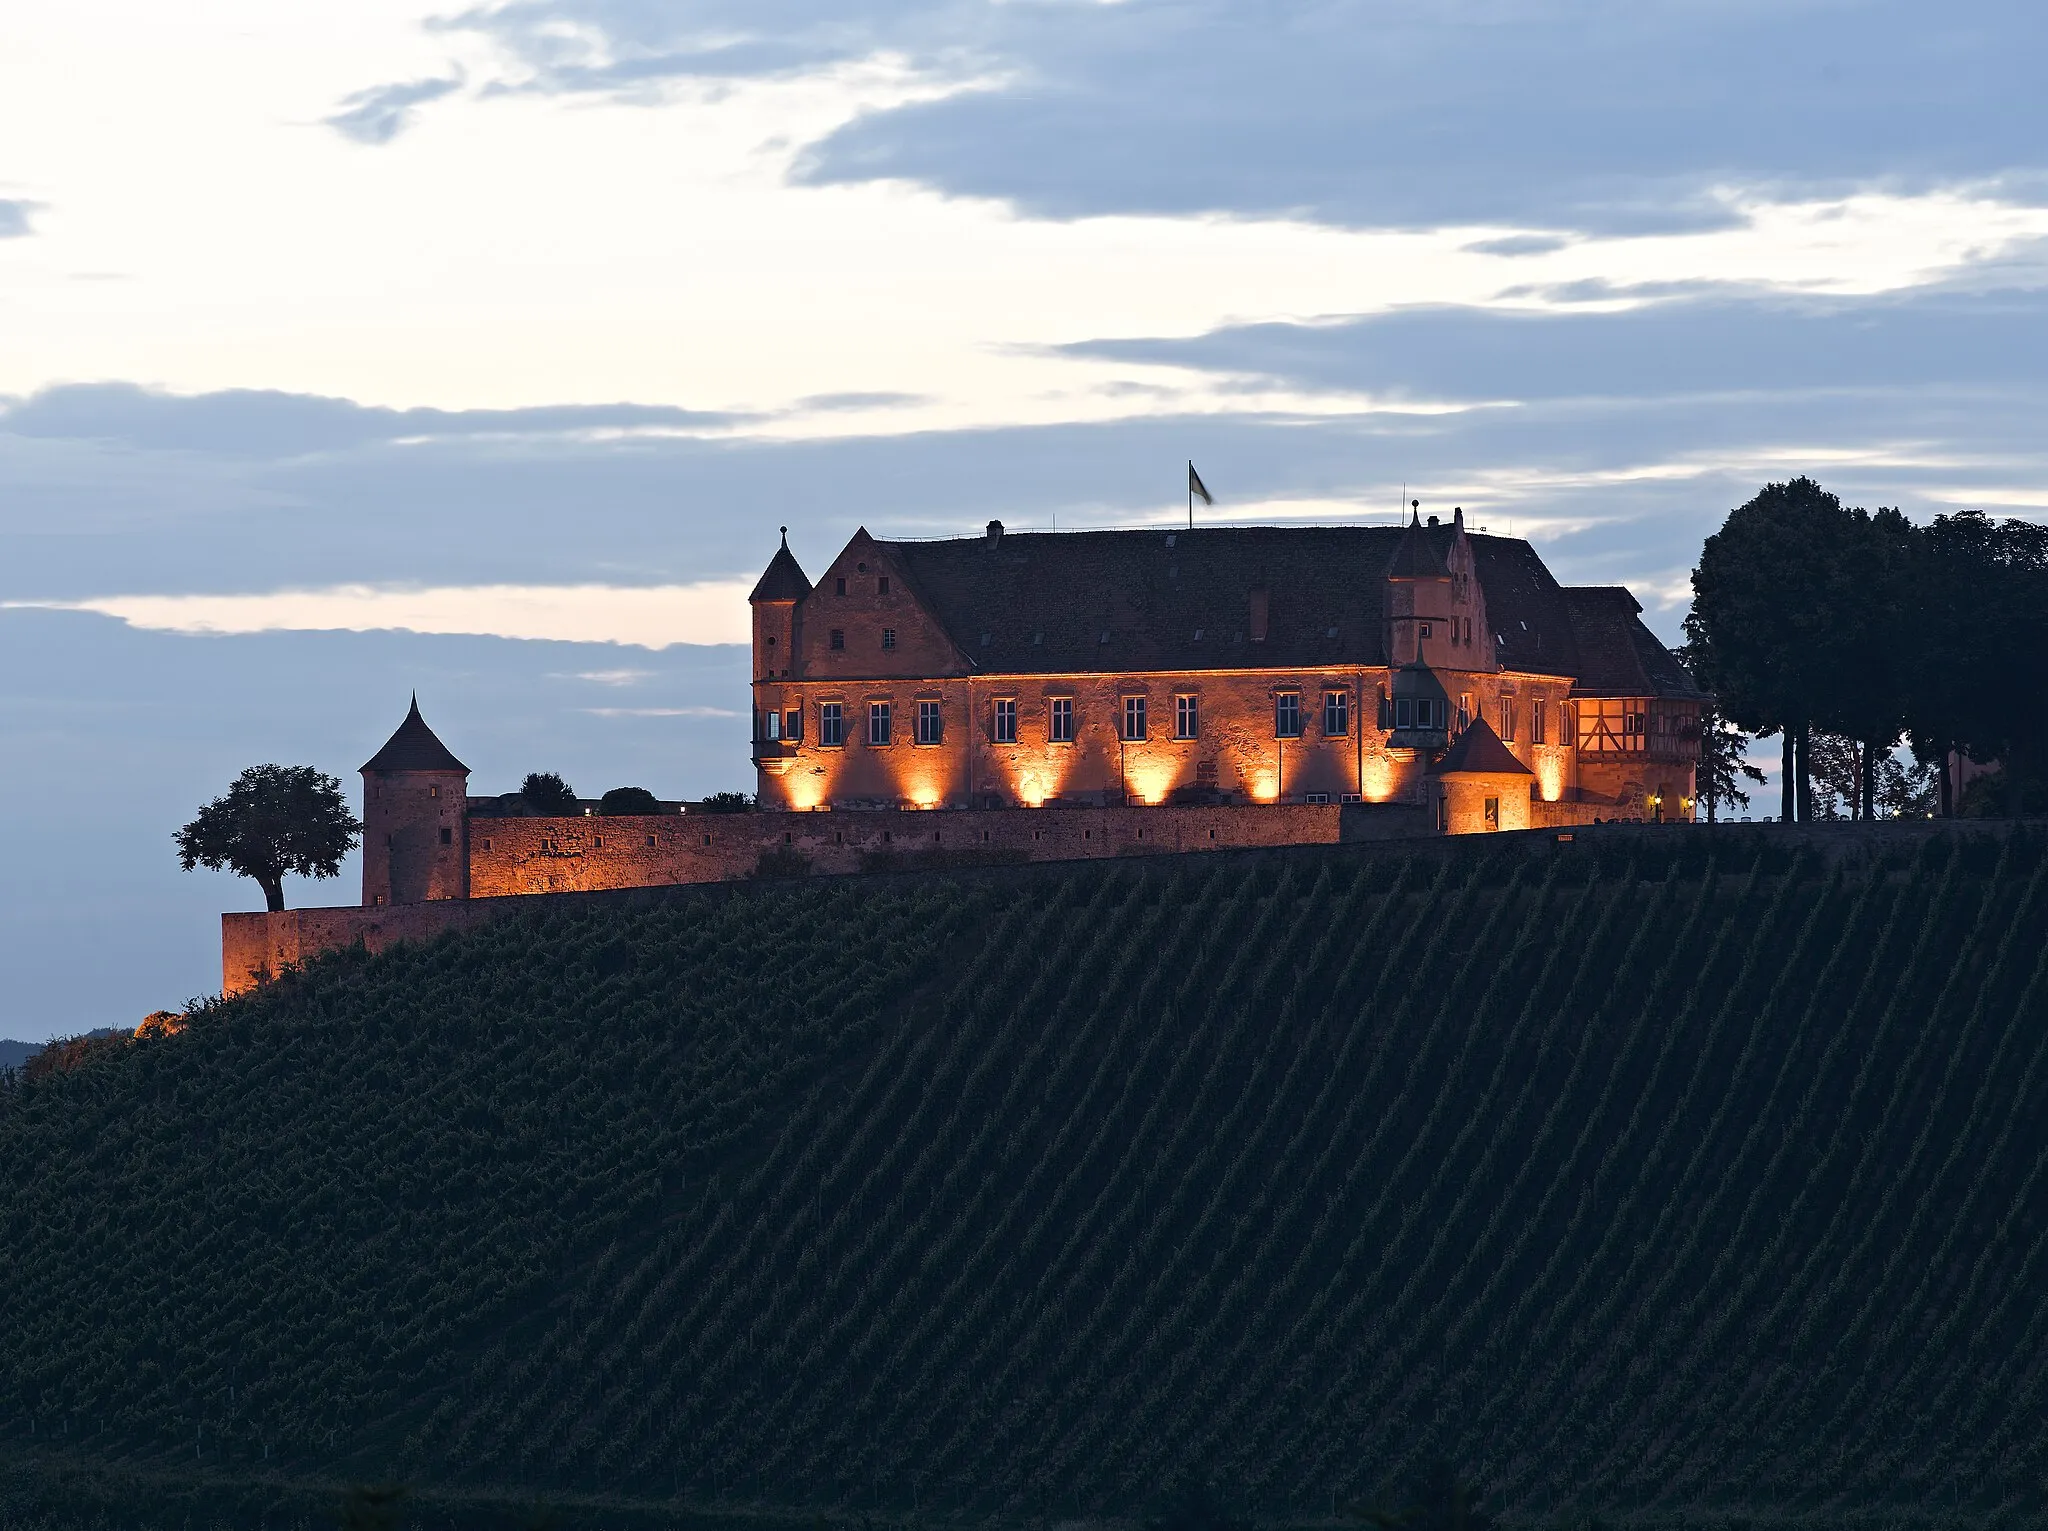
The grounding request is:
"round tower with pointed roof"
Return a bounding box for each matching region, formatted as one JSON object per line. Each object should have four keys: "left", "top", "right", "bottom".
{"left": 360, "top": 695, "right": 470, "bottom": 906}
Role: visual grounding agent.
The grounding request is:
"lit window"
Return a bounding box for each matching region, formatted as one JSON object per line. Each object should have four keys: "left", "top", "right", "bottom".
{"left": 1458, "top": 694, "right": 1471, "bottom": 732}
{"left": 1532, "top": 699, "right": 1546, "bottom": 745}
{"left": 992, "top": 698, "right": 1017, "bottom": 743}
{"left": 1122, "top": 696, "right": 1148, "bottom": 742}
{"left": 881, "top": 628, "right": 897, "bottom": 650}
{"left": 1499, "top": 698, "right": 1515, "bottom": 743}
{"left": 868, "top": 701, "right": 892, "bottom": 746}
{"left": 1275, "top": 692, "right": 1302, "bottom": 738}
{"left": 1484, "top": 796, "right": 1500, "bottom": 830}
{"left": 1324, "top": 690, "right": 1349, "bottom": 737}
{"left": 915, "top": 699, "right": 942, "bottom": 745}
{"left": 1050, "top": 697, "right": 1076, "bottom": 743}
{"left": 820, "top": 702, "right": 844, "bottom": 747}
{"left": 829, "top": 629, "right": 845, "bottom": 651}
{"left": 1175, "top": 694, "right": 1199, "bottom": 739}
{"left": 761, "top": 709, "right": 782, "bottom": 740}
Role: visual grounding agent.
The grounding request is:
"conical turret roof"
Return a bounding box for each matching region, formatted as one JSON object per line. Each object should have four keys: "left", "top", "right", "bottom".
{"left": 1385, "top": 509, "right": 1451, "bottom": 580}
{"left": 361, "top": 696, "right": 469, "bottom": 775}
{"left": 1430, "top": 716, "right": 1532, "bottom": 777}
{"left": 749, "top": 529, "right": 813, "bottom": 603}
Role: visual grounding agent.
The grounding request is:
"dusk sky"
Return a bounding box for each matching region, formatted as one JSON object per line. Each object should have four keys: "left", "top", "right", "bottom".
{"left": 6, "top": 0, "right": 2047, "bottom": 1037}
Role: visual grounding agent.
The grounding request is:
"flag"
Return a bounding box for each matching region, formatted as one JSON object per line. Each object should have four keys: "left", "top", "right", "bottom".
{"left": 1188, "top": 461, "right": 1213, "bottom": 506}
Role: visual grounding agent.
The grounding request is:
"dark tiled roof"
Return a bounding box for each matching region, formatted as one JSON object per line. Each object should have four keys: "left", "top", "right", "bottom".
{"left": 749, "top": 537, "right": 813, "bottom": 603}
{"left": 1385, "top": 517, "right": 1451, "bottom": 579}
{"left": 361, "top": 697, "right": 469, "bottom": 774}
{"left": 1431, "top": 716, "right": 1533, "bottom": 776}
{"left": 879, "top": 526, "right": 1406, "bottom": 674}
{"left": 1562, "top": 588, "right": 1707, "bottom": 700}
{"left": 1468, "top": 536, "right": 1583, "bottom": 676}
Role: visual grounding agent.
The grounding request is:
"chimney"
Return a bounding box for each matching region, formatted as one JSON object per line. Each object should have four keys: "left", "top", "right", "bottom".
{"left": 986, "top": 519, "right": 1004, "bottom": 546}
{"left": 1427, "top": 515, "right": 1439, "bottom": 528}
{"left": 1248, "top": 587, "right": 1270, "bottom": 642}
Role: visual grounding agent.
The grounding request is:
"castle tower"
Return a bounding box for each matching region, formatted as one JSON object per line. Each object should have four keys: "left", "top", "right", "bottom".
{"left": 360, "top": 696, "right": 470, "bottom": 907}
{"left": 749, "top": 527, "right": 812, "bottom": 683}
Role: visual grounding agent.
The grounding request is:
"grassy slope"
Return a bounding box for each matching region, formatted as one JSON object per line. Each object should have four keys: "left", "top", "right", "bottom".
{"left": 2, "top": 833, "right": 2046, "bottom": 1527}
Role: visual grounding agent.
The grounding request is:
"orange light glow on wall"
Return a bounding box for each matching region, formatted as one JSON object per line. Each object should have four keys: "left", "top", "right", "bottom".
{"left": 1250, "top": 773, "right": 1278, "bottom": 802}
{"left": 1535, "top": 756, "right": 1565, "bottom": 803}
{"left": 788, "top": 776, "right": 825, "bottom": 810}
{"left": 1361, "top": 755, "right": 1398, "bottom": 803}
{"left": 1125, "top": 761, "right": 1175, "bottom": 806}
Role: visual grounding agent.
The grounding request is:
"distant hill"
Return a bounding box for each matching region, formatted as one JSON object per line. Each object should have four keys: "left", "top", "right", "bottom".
{"left": 2, "top": 831, "right": 2045, "bottom": 1529}
{"left": 0, "top": 1028, "right": 122, "bottom": 1075}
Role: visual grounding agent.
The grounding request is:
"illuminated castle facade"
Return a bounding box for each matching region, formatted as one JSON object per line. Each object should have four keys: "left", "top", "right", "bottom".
{"left": 748, "top": 512, "right": 1705, "bottom": 833}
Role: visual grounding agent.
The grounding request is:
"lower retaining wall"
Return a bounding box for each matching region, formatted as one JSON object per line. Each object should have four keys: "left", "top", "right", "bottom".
{"left": 222, "top": 902, "right": 502, "bottom": 997}
{"left": 467, "top": 800, "right": 1376, "bottom": 896}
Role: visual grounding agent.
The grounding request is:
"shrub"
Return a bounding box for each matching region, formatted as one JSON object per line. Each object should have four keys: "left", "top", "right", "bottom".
{"left": 696, "top": 791, "right": 755, "bottom": 814}
{"left": 598, "top": 787, "right": 663, "bottom": 816}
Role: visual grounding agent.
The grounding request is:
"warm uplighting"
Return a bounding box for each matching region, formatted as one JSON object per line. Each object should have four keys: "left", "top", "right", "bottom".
{"left": 788, "top": 776, "right": 825, "bottom": 811}
{"left": 1249, "top": 774, "right": 1279, "bottom": 803}
{"left": 1360, "top": 755, "right": 1398, "bottom": 803}
{"left": 1124, "top": 761, "right": 1175, "bottom": 807}
{"left": 1535, "top": 756, "right": 1565, "bottom": 803}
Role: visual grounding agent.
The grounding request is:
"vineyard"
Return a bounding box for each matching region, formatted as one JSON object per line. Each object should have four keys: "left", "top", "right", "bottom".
{"left": 3, "top": 829, "right": 2048, "bottom": 1526}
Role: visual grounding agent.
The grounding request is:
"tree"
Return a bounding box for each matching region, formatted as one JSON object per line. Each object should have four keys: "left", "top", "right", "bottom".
{"left": 520, "top": 772, "right": 579, "bottom": 814}
{"left": 1697, "top": 701, "right": 1767, "bottom": 822}
{"left": 1688, "top": 478, "right": 1913, "bottom": 823}
{"left": 696, "top": 791, "right": 756, "bottom": 814}
{"left": 174, "top": 765, "right": 360, "bottom": 913}
{"left": 598, "top": 786, "right": 662, "bottom": 816}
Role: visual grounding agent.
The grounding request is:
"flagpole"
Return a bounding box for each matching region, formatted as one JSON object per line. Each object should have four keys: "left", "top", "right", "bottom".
{"left": 1187, "top": 460, "right": 1194, "bottom": 530}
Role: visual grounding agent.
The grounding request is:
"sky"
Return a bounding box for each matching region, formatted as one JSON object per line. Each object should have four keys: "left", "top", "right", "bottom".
{"left": 5, "top": 0, "right": 2047, "bottom": 1038}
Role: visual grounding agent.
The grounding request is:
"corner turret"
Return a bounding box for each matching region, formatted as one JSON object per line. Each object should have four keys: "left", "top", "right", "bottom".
{"left": 360, "top": 695, "right": 470, "bottom": 906}
{"left": 749, "top": 526, "right": 812, "bottom": 684}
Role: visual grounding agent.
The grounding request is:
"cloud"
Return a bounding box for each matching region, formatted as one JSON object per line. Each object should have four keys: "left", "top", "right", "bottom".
{"left": 14, "top": 580, "right": 754, "bottom": 648}
{"left": 0, "top": 200, "right": 39, "bottom": 238}
{"left": 0, "top": 383, "right": 736, "bottom": 457}
{"left": 433, "top": 0, "right": 2048, "bottom": 235}
{"left": 324, "top": 76, "right": 464, "bottom": 145}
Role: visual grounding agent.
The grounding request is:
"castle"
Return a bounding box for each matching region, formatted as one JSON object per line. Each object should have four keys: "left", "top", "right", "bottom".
{"left": 225, "top": 510, "right": 1701, "bottom": 993}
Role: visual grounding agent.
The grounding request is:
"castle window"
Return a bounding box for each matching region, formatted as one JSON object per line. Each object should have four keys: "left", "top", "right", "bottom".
{"left": 429, "top": 784, "right": 438, "bottom": 798}
{"left": 1377, "top": 686, "right": 1390, "bottom": 730}
{"left": 1500, "top": 698, "right": 1516, "bottom": 742}
{"left": 1175, "top": 694, "right": 1199, "bottom": 740}
{"left": 915, "top": 699, "right": 943, "bottom": 745}
{"left": 1484, "top": 796, "right": 1501, "bottom": 831}
{"left": 879, "top": 576, "right": 890, "bottom": 594}
{"left": 593, "top": 835, "right": 603, "bottom": 849}
{"left": 1122, "top": 696, "right": 1148, "bottom": 742}
{"left": 1050, "top": 696, "right": 1076, "bottom": 743}
{"left": 835, "top": 577, "right": 846, "bottom": 596}
{"left": 820, "top": 702, "right": 844, "bottom": 747}
{"left": 868, "top": 701, "right": 893, "bottom": 746}
{"left": 830, "top": 629, "right": 845, "bottom": 651}
{"left": 645, "top": 835, "right": 655, "bottom": 847}
{"left": 882, "top": 628, "right": 897, "bottom": 650}
{"left": 482, "top": 838, "right": 492, "bottom": 851}
{"left": 785, "top": 709, "right": 802, "bottom": 742}
{"left": 1533, "top": 699, "right": 1547, "bottom": 745}
{"left": 766, "top": 635, "right": 776, "bottom": 647}
{"left": 1275, "top": 692, "right": 1302, "bottom": 739}
{"left": 1396, "top": 697, "right": 1414, "bottom": 729}
{"left": 440, "top": 827, "right": 452, "bottom": 845}
{"left": 1324, "top": 690, "right": 1349, "bottom": 737}
{"left": 1458, "top": 694, "right": 1471, "bottom": 732}
{"left": 992, "top": 697, "right": 1017, "bottom": 744}
{"left": 1420, "top": 622, "right": 1432, "bottom": 639}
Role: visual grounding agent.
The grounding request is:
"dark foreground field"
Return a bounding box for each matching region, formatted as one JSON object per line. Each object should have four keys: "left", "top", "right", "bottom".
{"left": 3, "top": 828, "right": 2046, "bottom": 1529}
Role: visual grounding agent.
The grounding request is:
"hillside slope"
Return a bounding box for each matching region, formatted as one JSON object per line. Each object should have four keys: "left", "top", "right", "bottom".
{"left": 3, "top": 833, "right": 2046, "bottom": 1523}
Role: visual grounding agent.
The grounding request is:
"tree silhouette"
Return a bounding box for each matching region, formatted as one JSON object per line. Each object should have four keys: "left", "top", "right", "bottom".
{"left": 599, "top": 785, "right": 662, "bottom": 815}
{"left": 520, "top": 772, "right": 579, "bottom": 814}
{"left": 174, "top": 764, "right": 360, "bottom": 912}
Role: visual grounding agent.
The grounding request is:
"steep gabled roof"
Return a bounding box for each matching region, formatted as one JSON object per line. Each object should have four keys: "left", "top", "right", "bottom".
{"left": 1431, "top": 716, "right": 1533, "bottom": 776}
{"left": 749, "top": 531, "right": 814, "bottom": 603}
{"left": 361, "top": 697, "right": 469, "bottom": 775}
{"left": 1562, "top": 588, "right": 1707, "bottom": 700}
{"left": 874, "top": 526, "right": 1405, "bottom": 675}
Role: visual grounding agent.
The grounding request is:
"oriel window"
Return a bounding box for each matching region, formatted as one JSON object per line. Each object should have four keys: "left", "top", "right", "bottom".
{"left": 868, "top": 701, "right": 893, "bottom": 746}
{"left": 784, "top": 708, "right": 803, "bottom": 743}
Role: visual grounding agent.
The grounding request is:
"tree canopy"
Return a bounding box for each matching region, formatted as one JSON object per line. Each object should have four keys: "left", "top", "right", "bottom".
{"left": 519, "top": 772, "right": 579, "bottom": 815}
{"left": 174, "top": 765, "right": 360, "bottom": 912}
{"left": 1688, "top": 479, "right": 2048, "bottom": 818}
{"left": 598, "top": 786, "right": 663, "bottom": 816}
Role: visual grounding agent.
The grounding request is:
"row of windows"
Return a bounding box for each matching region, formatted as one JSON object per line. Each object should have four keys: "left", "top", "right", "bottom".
{"left": 828, "top": 626, "right": 896, "bottom": 652}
